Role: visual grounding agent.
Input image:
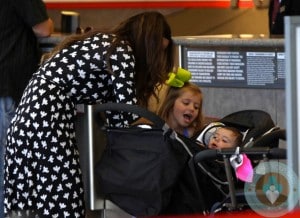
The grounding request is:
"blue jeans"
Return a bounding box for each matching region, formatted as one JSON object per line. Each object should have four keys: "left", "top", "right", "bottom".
{"left": 0, "top": 97, "right": 16, "bottom": 217}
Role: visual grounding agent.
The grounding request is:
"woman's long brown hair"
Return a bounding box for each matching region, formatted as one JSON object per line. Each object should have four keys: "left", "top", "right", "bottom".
{"left": 41, "top": 11, "right": 174, "bottom": 107}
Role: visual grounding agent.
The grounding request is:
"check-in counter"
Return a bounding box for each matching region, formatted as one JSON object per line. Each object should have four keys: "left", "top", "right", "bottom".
{"left": 38, "top": 33, "right": 68, "bottom": 52}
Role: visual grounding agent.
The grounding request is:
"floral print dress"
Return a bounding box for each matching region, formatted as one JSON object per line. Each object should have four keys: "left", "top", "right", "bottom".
{"left": 4, "top": 33, "right": 137, "bottom": 217}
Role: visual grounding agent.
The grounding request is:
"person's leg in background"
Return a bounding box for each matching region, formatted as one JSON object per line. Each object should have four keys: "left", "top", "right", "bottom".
{"left": 0, "top": 97, "right": 16, "bottom": 218}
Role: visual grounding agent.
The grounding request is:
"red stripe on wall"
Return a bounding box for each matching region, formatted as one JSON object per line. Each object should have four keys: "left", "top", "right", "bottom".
{"left": 46, "top": 1, "right": 254, "bottom": 9}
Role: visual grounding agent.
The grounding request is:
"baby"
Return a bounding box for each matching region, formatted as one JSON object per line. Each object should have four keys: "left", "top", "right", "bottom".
{"left": 208, "top": 126, "right": 253, "bottom": 182}
{"left": 208, "top": 126, "right": 243, "bottom": 149}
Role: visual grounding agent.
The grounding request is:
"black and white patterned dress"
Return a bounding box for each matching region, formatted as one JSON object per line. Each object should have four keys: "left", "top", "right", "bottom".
{"left": 4, "top": 33, "right": 137, "bottom": 217}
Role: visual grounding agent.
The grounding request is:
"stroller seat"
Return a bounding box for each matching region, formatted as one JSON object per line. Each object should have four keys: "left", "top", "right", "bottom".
{"left": 196, "top": 109, "right": 280, "bottom": 149}
{"left": 191, "top": 109, "right": 287, "bottom": 214}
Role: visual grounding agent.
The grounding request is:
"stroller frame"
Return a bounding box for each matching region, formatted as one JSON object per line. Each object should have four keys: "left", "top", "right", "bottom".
{"left": 194, "top": 147, "right": 287, "bottom": 213}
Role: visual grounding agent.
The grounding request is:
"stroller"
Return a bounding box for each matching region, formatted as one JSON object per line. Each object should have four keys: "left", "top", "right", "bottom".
{"left": 189, "top": 109, "right": 288, "bottom": 215}
{"left": 92, "top": 104, "right": 287, "bottom": 217}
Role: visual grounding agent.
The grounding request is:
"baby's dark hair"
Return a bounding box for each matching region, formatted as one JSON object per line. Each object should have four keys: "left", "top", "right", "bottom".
{"left": 221, "top": 126, "right": 243, "bottom": 147}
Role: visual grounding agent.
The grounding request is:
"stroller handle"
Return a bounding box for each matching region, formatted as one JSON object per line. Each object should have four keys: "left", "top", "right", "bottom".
{"left": 92, "top": 102, "right": 165, "bottom": 128}
{"left": 268, "top": 147, "right": 286, "bottom": 159}
{"left": 194, "top": 147, "right": 286, "bottom": 163}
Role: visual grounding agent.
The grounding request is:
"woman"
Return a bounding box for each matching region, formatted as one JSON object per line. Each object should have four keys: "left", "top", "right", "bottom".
{"left": 4, "top": 11, "right": 174, "bottom": 217}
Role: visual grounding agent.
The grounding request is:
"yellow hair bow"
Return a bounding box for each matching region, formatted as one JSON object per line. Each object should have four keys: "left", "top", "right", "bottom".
{"left": 166, "top": 67, "right": 192, "bottom": 87}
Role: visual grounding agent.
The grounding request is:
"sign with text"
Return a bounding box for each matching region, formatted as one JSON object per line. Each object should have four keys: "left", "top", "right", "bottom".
{"left": 182, "top": 46, "right": 285, "bottom": 89}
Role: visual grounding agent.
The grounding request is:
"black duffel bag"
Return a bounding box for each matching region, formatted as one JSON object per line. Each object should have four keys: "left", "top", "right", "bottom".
{"left": 93, "top": 103, "right": 189, "bottom": 216}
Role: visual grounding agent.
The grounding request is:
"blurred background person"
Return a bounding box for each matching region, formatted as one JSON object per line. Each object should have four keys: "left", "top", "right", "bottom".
{"left": 269, "top": 0, "right": 300, "bottom": 35}
{"left": 0, "top": 0, "right": 54, "bottom": 217}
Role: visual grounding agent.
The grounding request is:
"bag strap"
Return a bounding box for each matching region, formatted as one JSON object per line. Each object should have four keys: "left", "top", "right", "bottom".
{"left": 93, "top": 103, "right": 166, "bottom": 129}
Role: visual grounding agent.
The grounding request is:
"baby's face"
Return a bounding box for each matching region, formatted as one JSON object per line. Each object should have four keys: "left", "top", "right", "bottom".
{"left": 208, "top": 128, "right": 237, "bottom": 149}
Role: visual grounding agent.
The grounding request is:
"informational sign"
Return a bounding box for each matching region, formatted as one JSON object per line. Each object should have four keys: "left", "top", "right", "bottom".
{"left": 181, "top": 46, "right": 285, "bottom": 89}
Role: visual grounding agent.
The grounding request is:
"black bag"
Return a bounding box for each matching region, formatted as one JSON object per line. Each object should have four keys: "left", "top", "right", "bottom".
{"left": 93, "top": 103, "right": 189, "bottom": 216}
{"left": 161, "top": 136, "right": 212, "bottom": 215}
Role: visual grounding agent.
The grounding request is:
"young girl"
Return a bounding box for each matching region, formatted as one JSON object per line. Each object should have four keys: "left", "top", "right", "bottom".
{"left": 158, "top": 82, "right": 204, "bottom": 138}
